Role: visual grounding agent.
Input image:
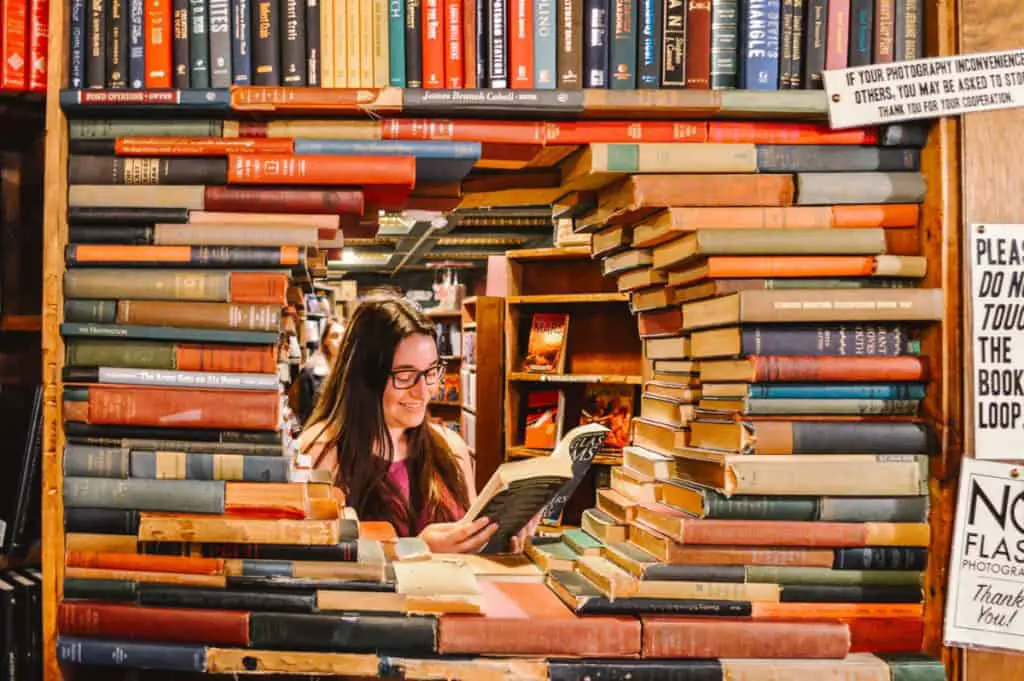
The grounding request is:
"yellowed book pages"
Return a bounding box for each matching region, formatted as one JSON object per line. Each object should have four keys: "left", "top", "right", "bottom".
{"left": 138, "top": 513, "right": 342, "bottom": 545}
{"left": 320, "top": 0, "right": 334, "bottom": 85}
{"left": 372, "top": 0, "right": 389, "bottom": 86}
{"left": 153, "top": 224, "right": 319, "bottom": 246}
{"left": 347, "top": 0, "right": 362, "bottom": 85}
{"left": 393, "top": 558, "right": 481, "bottom": 596}
{"left": 448, "top": 552, "right": 545, "bottom": 582}
{"left": 333, "top": 0, "right": 348, "bottom": 85}
{"left": 721, "top": 654, "right": 890, "bottom": 681}
{"left": 580, "top": 508, "right": 628, "bottom": 545}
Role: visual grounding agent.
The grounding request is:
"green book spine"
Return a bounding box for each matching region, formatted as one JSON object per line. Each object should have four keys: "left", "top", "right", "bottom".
{"left": 63, "top": 444, "right": 131, "bottom": 478}
{"left": 60, "top": 322, "right": 277, "bottom": 345}
{"left": 68, "top": 120, "right": 225, "bottom": 138}
{"left": 64, "top": 300, "right": 118, "bottom": 323}
{"left": 65, "top": 339, "right": 179, "bottom": 370}
{"left": 876, "top": 654, "right": 947, "bottom": 681}
{"left": 63, "top": 578, "right": 139, "bottom": 602}
{"left": 745, "top": 566, "right": 924, "bottom": 587}
{"left": 388, "top": 0, "right": 405, "bottom": 85}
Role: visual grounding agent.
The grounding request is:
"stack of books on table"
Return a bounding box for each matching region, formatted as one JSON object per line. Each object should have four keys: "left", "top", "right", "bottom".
{"left": 523, "top": 127, "right": 949, "bottom": 672}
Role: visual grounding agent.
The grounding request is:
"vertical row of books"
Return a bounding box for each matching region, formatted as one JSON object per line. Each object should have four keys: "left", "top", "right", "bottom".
{"left": 532, "top": 127, "right": 948, "bottom": 674}
{"left": 68, "top": 0, "right": 923, "bottom": 92}
{"left": 0, "top": 0, "right": 47, "bottom": 93}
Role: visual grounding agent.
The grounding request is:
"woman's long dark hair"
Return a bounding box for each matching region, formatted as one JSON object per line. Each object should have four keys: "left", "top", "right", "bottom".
{"left": 302, "top": 297, "right": 469, "bottom": 533}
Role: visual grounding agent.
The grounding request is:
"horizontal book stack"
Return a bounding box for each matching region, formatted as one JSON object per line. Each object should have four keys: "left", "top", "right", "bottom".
{"left": 534, "top": 125, "right": 948, "bottom": 667}
{"left": 68, "top": 0, "right": 924, "bottom": 92}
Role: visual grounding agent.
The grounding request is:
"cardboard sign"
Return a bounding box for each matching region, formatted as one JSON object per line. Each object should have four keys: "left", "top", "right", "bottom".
{"left": 969, "top": 224, "right": 1024, "bottom": 460}
{"left": 823, "top": 48, "right": 1024, "bottom": 128}
{"left": 946, "top": 458, "right": 1024, "bottom": 652}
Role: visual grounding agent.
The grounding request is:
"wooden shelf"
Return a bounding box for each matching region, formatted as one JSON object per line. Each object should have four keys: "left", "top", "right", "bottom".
{"left": 507, "top": 446, "right": 622, "bottom": 467}
{"left": 460, "top": 296, "right": 505, "bottom": 491}
{"left": 506, "top": 247, "right": 592, "bottom": 261}
{"left": 508, "top": 372, "right": 643, "bottom": 385}
{"left": 507, "top": 293, "right": 628, "bottom": 304}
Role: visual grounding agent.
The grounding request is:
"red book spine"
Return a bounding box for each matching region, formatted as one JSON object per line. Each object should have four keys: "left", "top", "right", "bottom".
{"left": 508, "top": 0, "right": 533, "bottom": 87}
{"left": 708, "top": 121, "right": 879, "bottom": 145}
{"left": 115, "top": 137, "right": 296, "bottom": 155}
{"left": 461, "top": 0, "right": 476, "bottom": 87}
{"left": 422, "top": 0, "right": 445, "bottom": 87}
{"left": 824, "top": 0, "right": 850, "bottom": 70}
{"left": 1, "top": 0, "right": 28, "bottom": 90}
{"left": 546, "top": 121, "right": 708, "bottom": 143}
{"left": 226, "top": 154, "right": 416, "bottom": 187}
{"left": 684, "top": 0, "right": 711, "bottom": 88}
{"left": 84, "top": 385, "right": 280, "bottom": 431}
{"left": 26, "top": 0, "right": 47, "bottom": 91}
{"left": 444, "top": 0, "right": 463, "bottom": 87}
{"left": 58, "top": 602, "right": 251, "bottom": 646}
{"left": 383, "top": 119, "right": 548, "bottom": 144}
{"left": 751, "top": 355, "right": 928, "bottom": 382}
{"left": 203, "top": 186, "right": 365, "bottom": 215}
{"left": 144, "top": 0, "right": 172, "bottom": 86}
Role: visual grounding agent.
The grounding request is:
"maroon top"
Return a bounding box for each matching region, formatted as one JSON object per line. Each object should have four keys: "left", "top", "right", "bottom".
{"left": 386, "top": 458, "right": 465, "bottom": 536}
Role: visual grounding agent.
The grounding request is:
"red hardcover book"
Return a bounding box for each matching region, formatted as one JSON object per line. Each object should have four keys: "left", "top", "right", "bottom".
{"left": 144, "top": 0, "right": 172, "bottom": 87}
{"left": 825, "top": 0, "right": 850, "bottom": 70}
{"left": 1, "top": 0, "right": 28, "bottom": 90}
{"left": 26, "top": 0, "right": 46, "bottom": 91}
{"left": 226, "top": 154, "right": 417, "bottom": 186}
{"left": 508, "top": 0, "right": 533, "bottom": 87}
{"left": 75, "top": 385, "right": 281, "bottom": 431}
{"left": 708, "top": 121, "right": 879, "bottom": 145}
{"left": 461, "top": 0, "right": 476, "bottom": 86}
{"left": 58, "top": 602, "right": 251, "bottom": 646}
{"left": 422, "top": 0, "right": 445, "bottom": 87}
{"left": 684, "top": 0, "right": 711, "bottom": 88}
{"left": 203, "top": 186, "right": 365, "bottom": 215}
{"left": 443, "top": 0, "right": 463, "bottom": 87}
{"left": 116, "top": 137, "right": 296, "bottom": 156}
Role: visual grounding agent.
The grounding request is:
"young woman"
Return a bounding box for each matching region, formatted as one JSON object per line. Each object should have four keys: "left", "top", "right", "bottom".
{"left": 294, "top": 318, "right": 345, "bottom": 426}
{"left": 299, "top": 297, "right": 535, "bottom": 554}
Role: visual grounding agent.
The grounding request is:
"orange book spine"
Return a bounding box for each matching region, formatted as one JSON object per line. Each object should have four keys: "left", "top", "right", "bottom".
{"left": 383, "top": 119, "right": 547, "bottom": 144}
{"left": 443, "top": 0, "right": 464, "bottom": 87}
{"left": 640, "top": 617, "right": 850, "bottom": 658}
{"left": 749, "top": 355, "right": 928, "bottom": 382}
{"left": 144, "top": 0, "right": 172, "bottom": 87}
{"left": 175, "top": 344, "right": 277, "bottom": 373}
{"left": 666, "top": 517, "right": 868, "bottom": 547}
{"left": 1, "top": 0, "right": 28, "bottom": 90}
{"left": 708, "top": 122, "right": 880, "bottom": 145}
{"left": 637, "top": 307, "right": 683, "bottom": 337}
{"left": 831, "top": 204, "right": 920, "bottom": 228}
{"left": 750, "top": 602, "right": 924, "bottom": 619}
{"left": 115, "top": 137, "right": 295, "bottom": 156}
{"left": 226, "top": 153, "right": 417, "bottom": 187}
{"left": 508, "top": 0, "right": 533, "bottom": 88}
{"left": 703, "top": 256, "right": 878, "bottom": 279}
{"left": 461, "top": 0, "right": 476, "bottom": 87}
{"left": 63, "top": 566, "right": 228, "bottom": 586}
{"left": 422, "top": 0, "right": 445, "bottom": 87}
{"left": 666, "top": 546, "right": 837, "bottom": 567}
{"left": 65, "top": 551, "right": 226, "bottom": 575}
{"left": 636, "top": 175, "right": 795, "bottom": 207}
{"left": 224, "top": 482, "right": 310, "bottom": 520}
{"left": 66, "top": 244, "right": 301, "bottom": 266}
{"left": 227, "top": 271, "right": 289, "bottom": 304}
{"left": 545, "top": 121, "right": 708, "bottom": 144}
{"left": 58, "top": 602, "right": 251, "bottom": 646}
{"left": 83, "top": 385, "right": 280, "bottom": 431}
{"left": 847, "top": 617, "right": 924, "bottom": 653}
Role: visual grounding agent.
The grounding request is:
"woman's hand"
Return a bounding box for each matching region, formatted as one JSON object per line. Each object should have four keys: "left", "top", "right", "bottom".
{"left": 507, "top": 512, "right": 543, "bottom": 553}
{"left": 419, "top": 516, "right": 499, "bottom": 554}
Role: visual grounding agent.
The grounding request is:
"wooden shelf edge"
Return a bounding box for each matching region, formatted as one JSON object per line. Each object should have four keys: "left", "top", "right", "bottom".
{"left": 508, "top": 372, "right": 643, "bottom": 385}
{"left": 505, "top": 247, "right": 591, "bottom": 261}
{"left": 507, "top": 293, "right": 629, "bottom": 304}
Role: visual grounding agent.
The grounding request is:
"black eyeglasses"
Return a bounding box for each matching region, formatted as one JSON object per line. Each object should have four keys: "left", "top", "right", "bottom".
{"left": 389, "top": 361, "right": 446, "bottom": 390}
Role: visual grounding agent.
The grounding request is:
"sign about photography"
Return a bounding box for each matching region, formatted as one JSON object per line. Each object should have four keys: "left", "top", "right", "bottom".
{"left": 823, "top": 48, "right": 1024, "bottom": 128}
{"left": 946, "top": 458, "right": 1024, "bottom": 652}
{"left": 970, "top": 224, "right": 1024, "bottom": 460}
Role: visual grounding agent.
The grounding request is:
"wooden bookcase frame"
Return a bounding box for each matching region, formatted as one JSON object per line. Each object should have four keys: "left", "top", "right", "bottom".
{"left": 459, "top": 296, "right": 505, "bottom": 491}
{"left": 37, "top": 2, "right": 962, "bottom": 678}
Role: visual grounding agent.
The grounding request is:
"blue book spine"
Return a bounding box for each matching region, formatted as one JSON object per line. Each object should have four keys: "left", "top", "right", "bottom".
{"left": 60, "top": 322, "right": 278, "bottom": 345}
{"left": 231, "top": 0, "right": 252, "bottom": 83}
{"left": 128, "top": 0, "right": 146, "bottom": 87}
{"left": 57, "top": 637, "right": 207, "bottom": 672}
{"left": 738, "top": 324, "right": 916, "bottom": 357}
{"left": 388, "top": 0, "right": 406, "bottom": 85}
{"left": 69, "top": 0, "right": 86, "bottom": 88}
{"left": 58, "top": 88, "right": 233, "bottom": 114}
{"left": 636, "top": 0, "right": 660, "bottom": 87}
{"left": 533, "top": 0, "right": 557, "bottom": 88}
{"left": 748, "top": 383, "right": 927, "bottom": 400}
{"left": 239, "top": 559, "right": 295, "bottom": 576}
{"left": 294, "top": 138, "right": 482, "bottom": 159}
{"left": 740, "top": 0, "right": 780, "bottom": 89}
{"left": 583, "top": 0, "right": 609, "bottom": 87}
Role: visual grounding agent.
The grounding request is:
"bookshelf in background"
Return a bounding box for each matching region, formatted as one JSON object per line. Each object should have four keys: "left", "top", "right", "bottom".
{"left": 424, "top": 307, "right": 463, "bottom": 431}
{"left": 459, "top": 295, "right": 504, "bottom": 491}
{"left": 503, "top": 247, "right": 642, "bottom": 525}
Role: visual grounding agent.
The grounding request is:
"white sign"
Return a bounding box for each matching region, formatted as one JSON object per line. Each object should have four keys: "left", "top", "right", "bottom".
{"left": 971, "top": 224, "right": 1024, "bottom": 460}
{"left": 823, "top": 48, "right": 1024, "bottom": 128}
{"left": 946, "top": 458, "right": 1024, "bottom": 652}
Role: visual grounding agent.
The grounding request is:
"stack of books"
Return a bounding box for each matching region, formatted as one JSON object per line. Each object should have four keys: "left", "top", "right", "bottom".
{"left": 533, "top": 126, "right": 946, "bottom": 666}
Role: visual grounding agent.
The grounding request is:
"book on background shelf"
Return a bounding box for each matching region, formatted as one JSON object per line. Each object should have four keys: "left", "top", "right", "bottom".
{"left": 523, "top": 312, "right": 569, "bottom": 373}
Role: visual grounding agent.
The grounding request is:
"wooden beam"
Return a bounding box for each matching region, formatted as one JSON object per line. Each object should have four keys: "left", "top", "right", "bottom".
{"left": 41, "top": 0, "right": 69, "bottom": 673}
{"left": 959, "top": 0, "right": 1024, "bottom": 677}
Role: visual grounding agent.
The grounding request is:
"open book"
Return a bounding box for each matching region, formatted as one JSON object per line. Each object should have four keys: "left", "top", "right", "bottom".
{"left": 460, "top": 423, "right": 609, "bottom": 554}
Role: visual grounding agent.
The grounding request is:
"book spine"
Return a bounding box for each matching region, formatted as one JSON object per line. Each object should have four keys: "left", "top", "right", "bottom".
{"left": 87, "top": 0, "right": 106, "bottom": 87}
{"left": 533, "top": 0, "right": 556, "bottom": 87}
{"left": 130, "top": 451, "right": 290, "bottom": 481}
{"left": 739, "top": 324, "right": 913, "bottom": 357}
{"left": 740, "top": 0, "right": 779, "bottom": 89}
{"left": 609, "top": 0, "right": 637, "bottom": 89}
{"left": 756, "top": 146, "right": 919, "bottom": 172}
{"left": 59, "top": 602, "right": 251, "bottom": 646}
{"left": 203, "top": 186, "right": 365, "bottom": 215}
{"left": 137, "top": 585, "right": 316, "bottom": 612}
{"left": 873, "top": 0, "right": 894, "bottom": 62}
{"left": 144, "top": 0, "right": 174, "bottom": 86}
{"left": 659, "top": 0, "right": 684, "bottom": 86}
{"left": 487, "top": 0, "right": 507, "bottom": 86}
{"left": 280, "top": 0, "right": 307, "bottom": 83}
{"left": 443, "top": 0, "right": 463, "bottom": 86}
{"left": 556, "top": 0, "right": 582, "bottom": 87}
{"left": 207, "top": 0, "right": 232, "bottom": 85}
{"left": 748, "top": 355, "right": 927, "bottom": 383}
{"left": 422, "top": 0, "right": 445, "bottom": 87}
{"left": 68, "top": 120, "right": 222, "bottom": 141}
{"left": 818, "top": 496, "right": 928, "bottom": 522}
{"left": 801, "top": 0, "right": 825, "bottom": 88}
{"left": 824, "top": 0, "right": 849, "bottom": 70}
{"left": 388, "top": 0, "right": 406, "bottom": 84}
{"left": 249, "top": 613, "right": 437, "bottom": 654}
{"left": 64, "top": 444, "right": 131, "bottom": 478}
{"left": 67, "top": 243, "right": 300, "bottom": 268}
{"left": 833, "top": 547, "right": 927, "bottom": 570}
{"left": 848, "top": 0, "right": 872, "bottom": 66}
{"left": 708, "top": 0, "right": 737, "bottom": 88}
{"left": 405, "top": 0, "right": 423, "bottom": 86}
{"left": 170, "top": 0, "right": 190, "bottom": 86}
{"left": 508, "top": 0, "right": 533, "bottom": 87}
{"left": 779, "top": 0, "right": 793, "bottom": 88}
{"left": 65, "top": 299, "right": 119, "bottom": 322}
{"left": 67, "top": 366, "right": 280, "bottom": 391}
{"left": 199, "top": 540, "right": 357, "bottom": 560}
{"left": 305, "top": 0, "right": 320, "bottom": 83}
{"left": 583, "top": 0, "right": 609, "bottom": 87}
{"left": 472, "top": 0, "right": 486, "bottom": 85}
{"left": 788, "top": 0, "right": 803, "bottom": 87}
{"left": 70, "top": 0, "right": 87, "bottom": 87}
{"left": 188, "top": 0, "right": 211, "bottom": 86}
{"left": 895, "top": 0, "right": 922, "bottom": 60}
{"left": 635, "top": 0, "right": 660, "bottom": 87}
{"left": 63, "top": 476, "right": 227, "bottom": 513}
{"left": 230, "top": 0, "right": 252, "bottom": 83}
{"left": 107, "top": 0, "right": 129, "bottom": 87}
{"left": 743, "top": 397, "right": 920, "bottom": 416}
{"left": 252, "top": 0, "right": 280, "bottom": 83}
{"left": 65, "top": 422, "right": 282, "bottom": 445}
{"left": 64, "top": 508, "right": 140, "bottom": 534}
{"left": 780, "top": 421, "right": 934, "bottom": 454}
{"left": 60, "top": 322, "right": 279, "bottom": 345}
{"left": 684, "top": 0, "right": 710, "bottom": 87}
{"left": 68, "top": 157, "right": 227, "bottom": 185}
{"left": 57, "top": 637, "right": 207, "bottom": 672}
{"left": 748, "top": 383, "right": 926, "bottom": 400}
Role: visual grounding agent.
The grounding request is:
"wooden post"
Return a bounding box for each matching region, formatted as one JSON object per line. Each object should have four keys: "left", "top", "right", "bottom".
{"left": 41, "top": 0, "right": 69, "bottom": 674}
{"left": 959, "top": 0, "right": 1024, "bottom": 676}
